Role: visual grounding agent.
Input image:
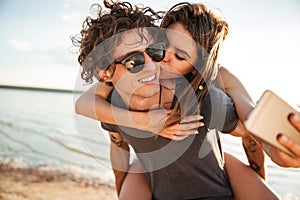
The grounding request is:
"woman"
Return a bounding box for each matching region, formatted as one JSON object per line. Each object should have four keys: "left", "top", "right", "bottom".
{"left": 74, "top": 1, "right": 280, "bottom": 199}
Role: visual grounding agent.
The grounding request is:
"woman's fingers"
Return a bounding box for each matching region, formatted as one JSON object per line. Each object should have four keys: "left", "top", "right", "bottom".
{"left": 278, "top": 134, "right": 300, "bottom": 157}
{"left": 289, "top": 113, "right": 300, "bottom": 131}
{"left": 158, "top": 115, "right": 204, "bottom": 141}
{"left": 180, "top": 115, "right": 203, "bottom": 123}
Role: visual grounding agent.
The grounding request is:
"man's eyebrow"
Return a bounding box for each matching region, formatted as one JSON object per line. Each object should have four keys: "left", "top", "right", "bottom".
{"left": 115, "top": 50, "right": 140, "bottom": 62}
{"left": 175, "top": 47, "right": 191, "bottom": 59}
{"left": 115, "top": 42, "right": 155, "bottom": 61}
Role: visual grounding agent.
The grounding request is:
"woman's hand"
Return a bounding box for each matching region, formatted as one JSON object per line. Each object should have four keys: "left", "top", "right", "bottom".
{"left": 272, "top": 134, "right": 300, "bottom": 168}
{"left": 261, "top": 113, "right": 300, "bottom": 168}
{"left": 141, "top": 109, "right": 204, "bottom": 140}
{"left": 158, "top": 115, "right": 204, "bottom": 141}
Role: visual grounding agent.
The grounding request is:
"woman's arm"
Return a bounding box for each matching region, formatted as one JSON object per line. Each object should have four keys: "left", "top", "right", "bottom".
{"left": 75, "top": 82, "right": 113, "bottom": 121}
{"left": 75, "top": 82, "right": 202, "bottom": 138}
{"left": 231, "top": 122, "right": 266, "bottom": 179}
{"left": 217, "top": 66, "right": 300, "bottom": 168}
{"left": 216, "top": 66, "right": 266, "bottom": 178}
{"left": 75, "top": 82, "right": 166, "bottom": 132}
{"left": 216, "top": 66, "right": 255, "bottom": 122}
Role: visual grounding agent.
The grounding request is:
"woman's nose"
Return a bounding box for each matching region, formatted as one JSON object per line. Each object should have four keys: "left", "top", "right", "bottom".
{"left": 162, "top": 50, "right": 172, "bottom": 63}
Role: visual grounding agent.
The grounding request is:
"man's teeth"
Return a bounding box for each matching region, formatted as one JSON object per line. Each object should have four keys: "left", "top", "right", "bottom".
{"left": 139, "top": 74, "right": 156, "bottom": 83}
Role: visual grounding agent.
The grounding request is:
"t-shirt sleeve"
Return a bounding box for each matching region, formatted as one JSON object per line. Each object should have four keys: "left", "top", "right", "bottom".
{"left": 201, "top": 85, "right": 239, "bottom": 133}
{"left": 101, "top": 122, "right": 116, "bottom": 132}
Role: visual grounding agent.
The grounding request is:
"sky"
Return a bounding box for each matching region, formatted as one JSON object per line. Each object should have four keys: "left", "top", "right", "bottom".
{"left": 0, "top": 0, "right": 300, "bottom": 104}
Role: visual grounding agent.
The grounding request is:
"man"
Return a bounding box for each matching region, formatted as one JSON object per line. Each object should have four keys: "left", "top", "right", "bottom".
{"left": 100, "top": 30, "right": 237, "bottom": 200}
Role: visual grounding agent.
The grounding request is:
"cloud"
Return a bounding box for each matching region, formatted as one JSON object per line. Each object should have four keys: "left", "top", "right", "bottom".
{"left": 9, "top": 38, "right": 32, "bottom": 52}
{"left": 8, "top": 37, "right": 76, "bottom": 67}
{"left": 61, "top": 10, "right": 83, "bottom": 22}
{"left": 35, "top": 52, "right": 58, "bottom": 63}
{"left": 61, "top": 0, "right": 91, "bottom": 23}
{"left": 61, "top": 0, "right": 103, "bottom": 23}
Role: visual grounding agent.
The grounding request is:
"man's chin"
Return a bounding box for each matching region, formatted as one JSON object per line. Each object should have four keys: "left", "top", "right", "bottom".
{"left": 134, "top": 85, "right": 160, "bottom": 98}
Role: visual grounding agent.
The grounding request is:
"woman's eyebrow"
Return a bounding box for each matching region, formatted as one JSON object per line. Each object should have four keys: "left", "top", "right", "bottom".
{"left": 175, "top": 47, "right": 191, "bottom": 59}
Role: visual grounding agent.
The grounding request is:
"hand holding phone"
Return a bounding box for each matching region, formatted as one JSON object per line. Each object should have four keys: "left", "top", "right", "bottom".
{"left": 244, "top": 90, "right": 300, "bottom": 156}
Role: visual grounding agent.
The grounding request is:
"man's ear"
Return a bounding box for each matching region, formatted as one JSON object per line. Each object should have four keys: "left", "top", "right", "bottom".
{"left": 99, "top": 69, "right": 113, "bottom": 82}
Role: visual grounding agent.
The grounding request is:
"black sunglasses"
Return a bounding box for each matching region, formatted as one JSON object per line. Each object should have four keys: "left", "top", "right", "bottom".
{"left": 115, "top": 43, "right": 166, "bottom": 73}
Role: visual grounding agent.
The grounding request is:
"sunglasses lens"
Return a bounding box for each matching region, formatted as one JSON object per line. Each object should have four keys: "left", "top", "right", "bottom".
{"left": 147, "top": 44, "right": 165, "bottom": 62}
{"left": 148, "top": 49, "right": 165, "bottom": 62}
{"left": 118, "top": 43, "right": 166, "bottom": 73}
{"left": 124, "top": 53, "right": 145, "bottom": 73}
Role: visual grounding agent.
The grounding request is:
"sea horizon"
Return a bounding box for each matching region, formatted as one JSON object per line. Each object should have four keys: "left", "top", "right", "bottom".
{"left": 0, "top": 84, "right": 83, "bottom": 94}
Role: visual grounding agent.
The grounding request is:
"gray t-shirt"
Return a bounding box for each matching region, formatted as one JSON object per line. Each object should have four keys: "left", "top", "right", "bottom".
{"left": 102, "top": 85, "right": 238, "bottom": 200}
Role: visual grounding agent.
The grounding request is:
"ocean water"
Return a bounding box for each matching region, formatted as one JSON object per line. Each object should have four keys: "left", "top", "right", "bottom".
{"left": 0, "top": 87, "right": 299, "bottom": 198}
{"left": 0, "top": 87, "right": 115, "bottom": 185}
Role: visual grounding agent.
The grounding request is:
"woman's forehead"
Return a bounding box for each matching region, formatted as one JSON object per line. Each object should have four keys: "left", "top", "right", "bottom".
{"left": 166, "top": 24, "right": 196, "bottom": 51}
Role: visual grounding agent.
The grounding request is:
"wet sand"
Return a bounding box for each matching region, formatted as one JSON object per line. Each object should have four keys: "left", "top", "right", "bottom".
{"left": 0, "top": 165, "right": 118, "bottom": 200}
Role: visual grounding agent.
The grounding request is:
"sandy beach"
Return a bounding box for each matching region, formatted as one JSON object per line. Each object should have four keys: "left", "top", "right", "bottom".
{"left": 0, "top": 165, "right": 118, "bottom": 200}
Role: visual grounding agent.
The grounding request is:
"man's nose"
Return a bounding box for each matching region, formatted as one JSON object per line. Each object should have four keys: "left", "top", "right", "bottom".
{"left": 144, "top": 52, "right": 153, "bottom": 63}
{"left": 143, "top": 53, "right": 157, "bottom": 70}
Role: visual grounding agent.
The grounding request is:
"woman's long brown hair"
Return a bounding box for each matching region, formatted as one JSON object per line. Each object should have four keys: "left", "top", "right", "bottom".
{"left": 161, "top": 2, "right": 229, "bottom": 128}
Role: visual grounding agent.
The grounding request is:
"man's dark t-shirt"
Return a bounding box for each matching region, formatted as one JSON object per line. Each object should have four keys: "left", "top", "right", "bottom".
{"left": 102, "top": 85, "right": 238, "bottom": 200}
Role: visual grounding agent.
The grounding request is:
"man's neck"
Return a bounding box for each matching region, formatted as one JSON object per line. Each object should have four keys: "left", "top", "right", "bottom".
{"left": 116, "top": 85, "right": 175, "bottom": 111}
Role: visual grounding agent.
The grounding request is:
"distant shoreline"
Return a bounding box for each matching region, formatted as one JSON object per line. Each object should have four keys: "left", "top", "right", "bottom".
{"left": 0, "top": 85, "right": 83, "bottom": 93}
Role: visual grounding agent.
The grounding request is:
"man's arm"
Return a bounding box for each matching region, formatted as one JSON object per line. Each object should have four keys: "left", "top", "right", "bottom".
{"left": 109, "top": 131, "right": 130, "bottom": 196}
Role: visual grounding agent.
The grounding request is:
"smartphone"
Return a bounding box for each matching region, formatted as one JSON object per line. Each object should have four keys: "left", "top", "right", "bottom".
{"left": 244, "top": 90, "right": 300, "bottom": 156}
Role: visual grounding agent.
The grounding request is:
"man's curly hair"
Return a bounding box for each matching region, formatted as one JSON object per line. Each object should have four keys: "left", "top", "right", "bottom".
{"left": 72, "top": 0, "right": 162, "bottom": 84}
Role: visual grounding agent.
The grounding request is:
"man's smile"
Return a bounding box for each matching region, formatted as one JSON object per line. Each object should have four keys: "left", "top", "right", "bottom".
{"left": 138, "top": 74, "right": 156, "bottom": 83}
